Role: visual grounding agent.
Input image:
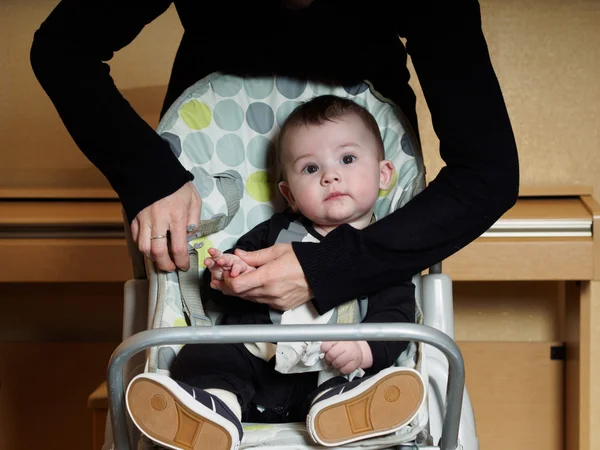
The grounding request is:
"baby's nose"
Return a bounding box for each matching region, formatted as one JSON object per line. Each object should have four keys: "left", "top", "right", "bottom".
{"left": 321, "top": 171, "right": 340, "bottom": 184}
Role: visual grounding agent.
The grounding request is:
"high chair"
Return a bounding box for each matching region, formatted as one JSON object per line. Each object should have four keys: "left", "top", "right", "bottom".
{"left": 104, "top": 73, "right": 479, "bottom": 450}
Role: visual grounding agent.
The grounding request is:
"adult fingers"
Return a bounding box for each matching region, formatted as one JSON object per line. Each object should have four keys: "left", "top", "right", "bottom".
{"left": 137, "top": 218, "right": 152, "bottom": 260}
{"left": 234, "top": 243, "right": 287, "bottom": 267}
{"left": 187, "top": 183, "right": 202, "bottom": 230}
{"left": 222, "top": 283, "right": 304, "bottom": 311}
{"left": 150, "top": 223, "right": 175, "bottom": 272}
{"left": 131, "top": 219, "right": 140, "bottom": 244}
{"left": 221, "top": 263, "right": 266, "bottom": 295}
{"left": 169, "top": 219, "right": 189, "bottom": 271}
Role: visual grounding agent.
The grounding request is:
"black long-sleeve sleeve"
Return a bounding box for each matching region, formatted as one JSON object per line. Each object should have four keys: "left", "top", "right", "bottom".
{"left": 360, "top": 281, "right": 416, "bottom": 374}
{"left": 31, "top": 1, "right": 518, "bottom": 315}
{"left": 30, "top": 1, "right": 193, "bottom": 222}
{"left": 295, "top": 0, "right": 519, "bottom": 314}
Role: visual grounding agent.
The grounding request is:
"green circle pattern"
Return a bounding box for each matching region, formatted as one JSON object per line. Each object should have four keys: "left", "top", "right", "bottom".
{"left": 246, "top": 171, "right": 276, "bottom": 202}
{"left": 180, "top": 100, "right": 212, "bottom": 130}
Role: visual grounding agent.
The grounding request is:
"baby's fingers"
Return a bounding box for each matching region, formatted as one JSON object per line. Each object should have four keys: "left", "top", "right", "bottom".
{"left": 209, "top": 269, "right": 224, "bottom": 281}
{"left": 216, "top": 253, "right": 237, "bottom": 267}
{"left": 210, "top": 279, "right": 223, "bottom": 291}
{"left": 208, "top": 248, "right": 222, "bottom": 258}
{"left": 321, "top": 341, "right": 337, "bottom": 353}
{"left": 338, "top": 359, "right": 360, "bottom": 374}
{"left": 230, "top": 259, "right": 247, "bottom": 277}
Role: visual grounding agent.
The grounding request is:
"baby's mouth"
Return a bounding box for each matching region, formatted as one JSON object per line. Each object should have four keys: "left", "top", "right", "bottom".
{"left": 325, "top": 192, "right": 347, "bottom": 201}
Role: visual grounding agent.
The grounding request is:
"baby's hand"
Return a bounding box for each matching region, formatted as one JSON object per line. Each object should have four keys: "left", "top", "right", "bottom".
{"left": 321, "top": 341, "right": 365, "bottom": 375}
{"left": 204, "top": 247, "right": 254, "bottom": 282}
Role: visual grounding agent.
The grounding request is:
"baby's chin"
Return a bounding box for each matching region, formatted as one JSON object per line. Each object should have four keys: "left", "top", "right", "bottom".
{"left": 312, "top": 214, "right": 359, "bottom": 228}
{"left": 319, "top": 210, "right": 375, "bottom": 230}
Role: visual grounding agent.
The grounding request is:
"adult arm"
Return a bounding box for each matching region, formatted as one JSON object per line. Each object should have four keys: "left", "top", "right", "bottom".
{"left": 30, "top": 1, "right": 192, "bottom": 220}
{"left": 293, "top": 0, "right": 519, "bottom": 313}
{"left": 30, "top": 1, "right": 197, "bottom": 270}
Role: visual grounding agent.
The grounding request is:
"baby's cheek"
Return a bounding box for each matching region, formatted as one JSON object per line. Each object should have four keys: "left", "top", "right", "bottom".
{"left": 299, "top": 206, "right": 318, "bottom": 223}
{"left": 296, "top": 196, "right": 318, "bottom": 214}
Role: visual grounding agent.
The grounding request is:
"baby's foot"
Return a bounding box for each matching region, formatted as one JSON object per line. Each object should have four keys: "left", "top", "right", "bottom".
{"left": 127, "top": 373, "right": 242, "bottom": 450}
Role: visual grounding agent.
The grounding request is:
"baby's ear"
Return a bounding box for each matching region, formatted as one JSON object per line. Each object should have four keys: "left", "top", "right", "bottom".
{"left": 379, "top": 160, "right": 395, "bottom": 190}
{"left": 278, "top": 181, "right": 298, "bottom": 211}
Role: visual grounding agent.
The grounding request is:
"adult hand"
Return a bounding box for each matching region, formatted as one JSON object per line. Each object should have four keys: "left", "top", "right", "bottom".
{"left": 204, "top": 247, "right": 256, "bottom": 280}
{"left": 212, "top": 243, "right": 313, "bottom": 310}
{"left": 131, "top": 181, "right": 201, "bottom": 272}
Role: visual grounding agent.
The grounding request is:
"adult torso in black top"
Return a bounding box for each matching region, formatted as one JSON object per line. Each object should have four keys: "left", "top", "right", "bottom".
{"left": 164, "top": 0, "right": 417, "bottom": 134}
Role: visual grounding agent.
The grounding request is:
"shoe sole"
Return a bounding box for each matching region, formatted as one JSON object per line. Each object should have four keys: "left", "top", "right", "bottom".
{"left": 126, "top": 373, "right": 238, "bottom": 450}
{"left": 307, "top": 367, "right": 425, "bottom": 447}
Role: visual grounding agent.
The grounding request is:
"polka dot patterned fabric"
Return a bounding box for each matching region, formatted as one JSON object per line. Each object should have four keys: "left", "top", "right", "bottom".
{"left": 150, "top": 73, "right": 426, "bottom": 370}
{"left": 156, "top": 72, "right": 425, "bottom": 264}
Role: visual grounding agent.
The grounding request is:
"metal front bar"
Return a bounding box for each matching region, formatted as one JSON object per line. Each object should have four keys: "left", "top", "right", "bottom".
{"left": 108, "top": 323, "right": 464, "bottom": 450}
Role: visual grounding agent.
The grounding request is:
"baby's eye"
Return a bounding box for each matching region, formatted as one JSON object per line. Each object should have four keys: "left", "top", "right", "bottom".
{"left": 341, "top": 155, "right": 356, "bottom": 164}
{"left": 302, "top": 164, "right": 319, "bottom": 174}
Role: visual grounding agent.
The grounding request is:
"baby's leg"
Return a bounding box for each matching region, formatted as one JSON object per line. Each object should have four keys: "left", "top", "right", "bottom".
{"left": 306, "top": 367, "right": 425, "bottom": 447}
{"left": 205, "top": 388, "right": 242, "bottom": 421}
{"left": 126, "top": 343, "right": 259, "bottom": 450}
{"left": 171, "top": 342, "right": 259, "bottom": 413}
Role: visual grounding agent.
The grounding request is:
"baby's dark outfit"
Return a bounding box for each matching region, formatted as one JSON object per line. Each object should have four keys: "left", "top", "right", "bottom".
{"left": 171, "top": 212, "right": 415, "bottom": 422}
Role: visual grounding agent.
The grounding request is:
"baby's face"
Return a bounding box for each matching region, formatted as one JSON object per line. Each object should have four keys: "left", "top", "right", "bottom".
{"left": 278, "top": 114, "right": 393, "bottom": 232}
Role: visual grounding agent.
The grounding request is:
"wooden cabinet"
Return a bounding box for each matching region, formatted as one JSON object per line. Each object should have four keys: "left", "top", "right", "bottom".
{"left": 1, "top": 191, "right": 598, "bottom": 450}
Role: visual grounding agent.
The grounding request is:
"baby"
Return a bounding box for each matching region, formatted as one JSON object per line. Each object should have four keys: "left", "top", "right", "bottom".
{"left": 126, "top": 95, "right": 425, "bottom": 450}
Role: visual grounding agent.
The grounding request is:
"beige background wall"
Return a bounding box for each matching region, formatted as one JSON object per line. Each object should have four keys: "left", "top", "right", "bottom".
{"left": 0, "top": 0, "right": 181, "bottom": 190}
{"left": 1, "top": 0, "right": 599, "bottom": 194}
{"left": 415, "top": 0, "right": 600, "bottom": 191}
{"left": 0, "top": 3, "right": 597, "bottom": 449}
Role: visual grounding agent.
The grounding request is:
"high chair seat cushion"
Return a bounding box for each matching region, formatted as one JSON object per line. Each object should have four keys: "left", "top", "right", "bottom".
{"left": 139, "top": 73, "right": 429, "bottom": 448}
{"left": 155, "top": 73, "right": 425, "bottom": 270}
{"left": 148, "top": 73, "right": 426, "bottom": 344}
{"left": 240, "top": 420, "right": 424, "bottom": 449}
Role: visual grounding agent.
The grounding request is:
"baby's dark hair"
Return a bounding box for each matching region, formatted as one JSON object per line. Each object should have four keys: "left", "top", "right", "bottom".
{"left": 277, "top": 95, "right": 385, "bottom": 165}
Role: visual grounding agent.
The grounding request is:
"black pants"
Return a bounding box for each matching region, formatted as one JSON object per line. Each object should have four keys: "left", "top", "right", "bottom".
{"left": 171, "top": 343, "right": 348, "bottom": 423}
